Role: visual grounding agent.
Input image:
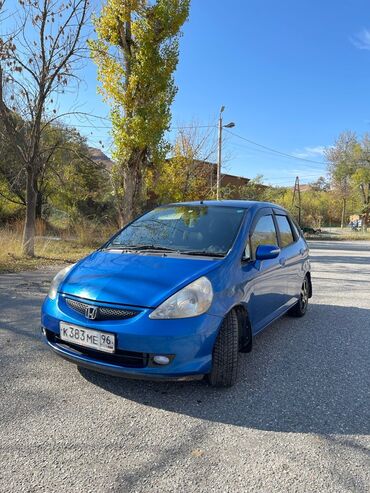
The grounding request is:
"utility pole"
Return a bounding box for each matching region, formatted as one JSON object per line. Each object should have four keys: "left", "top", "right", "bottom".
{"left": 216, "top": 106, "right": 235, "bottom": 200}
{"left": 292, "top": 176, "right": 302, "bottom": 226}
{"left": 216, "top": 106, "right": 225, "bottom": 201}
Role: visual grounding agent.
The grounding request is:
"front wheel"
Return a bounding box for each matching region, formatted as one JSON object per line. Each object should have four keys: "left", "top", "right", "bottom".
{"left": 207, "top": 310, "right": 239, "bottom": 387}
{"left": 288, "top": 276, "right": 309, "bottom": 317}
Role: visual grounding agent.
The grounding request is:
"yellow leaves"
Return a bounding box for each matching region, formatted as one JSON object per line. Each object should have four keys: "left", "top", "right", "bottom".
{"left": 94, "top": 0, "right": 148, "bottom": 44}
{"left": 90, "top": 40, "right": 126, "bottom": 104}
{"left": 352, "top": 167, "right": 370, "bottom": 184}
{"left": 91, "top": 0, "right": 190, "bottom": 193}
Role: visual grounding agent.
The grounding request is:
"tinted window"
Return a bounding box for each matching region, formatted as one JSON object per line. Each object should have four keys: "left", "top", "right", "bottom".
{"left": 275, "top": 215, "right": 295, "bottom": 247}
{"left": 250, "top": 215, "right": 278, "bottom": 256}
{"left": 108, "top": 205, "right": 246, "bottom": 256}
{"left": 290, "top": 217, "right": 302, "bottom": 238}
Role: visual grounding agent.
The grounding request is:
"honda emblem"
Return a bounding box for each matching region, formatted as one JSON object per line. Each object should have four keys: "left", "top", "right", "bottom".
{"left": 85, "top": 306, "right": 98, "bottom": 320}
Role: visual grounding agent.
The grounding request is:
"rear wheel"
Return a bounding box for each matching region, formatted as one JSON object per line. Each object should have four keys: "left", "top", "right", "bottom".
{"left": 207, "top": 310, "right": 239, "bottom": 387}
{"left": 288, "top": 276, "right": 309, "bottom": 317}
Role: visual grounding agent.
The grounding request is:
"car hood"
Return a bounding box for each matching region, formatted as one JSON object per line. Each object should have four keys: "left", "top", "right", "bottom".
{"left": 60, "top": 250, "right": 222, "bottom": 308}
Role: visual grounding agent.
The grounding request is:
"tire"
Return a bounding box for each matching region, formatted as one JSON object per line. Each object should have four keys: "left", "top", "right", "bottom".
{"left": 207, "top": 310, "right": 239, "bottom": 387}
{"left": 288, "top": 276, "right": 309, "bottom": 317}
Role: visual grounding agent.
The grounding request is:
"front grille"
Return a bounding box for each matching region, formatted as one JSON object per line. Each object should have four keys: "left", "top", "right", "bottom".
{"left": 46, "top": 330, "right": 148, "bottom": 368}
{"left": 65, "top": 297, "right": 138, "bottom": 321}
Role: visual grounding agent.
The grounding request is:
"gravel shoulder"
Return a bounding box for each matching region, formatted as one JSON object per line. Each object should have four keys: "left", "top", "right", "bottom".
{"left": 0, "top": 241, "right": 369, "bottom": 493}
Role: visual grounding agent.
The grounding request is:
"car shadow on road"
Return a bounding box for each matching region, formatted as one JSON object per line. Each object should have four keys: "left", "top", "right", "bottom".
{"left": 79, "top": 303, "right": 370, "bottom": 436}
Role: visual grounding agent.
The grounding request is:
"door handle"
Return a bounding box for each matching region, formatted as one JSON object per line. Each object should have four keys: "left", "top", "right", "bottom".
{"left": 300, "top": 248, "right": 305, "bottom": 255}
{"left": 279, "top": 257, "right": 286, "bottom": 266}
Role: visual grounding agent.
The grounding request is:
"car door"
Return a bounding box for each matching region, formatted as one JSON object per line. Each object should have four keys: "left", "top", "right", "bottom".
{"left": 242, "top": 208, "right": 287, "bottom": 334}
{"left": 273, "top": 210, "right": 304, "bottom": 303}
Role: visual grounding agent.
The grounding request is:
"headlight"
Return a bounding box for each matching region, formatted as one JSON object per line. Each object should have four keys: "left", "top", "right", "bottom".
{"left": 149, "top": 276, "right": 213, "bottom": 319}
{"left": 48, "top": 264, "right": 74, "bottom": 300}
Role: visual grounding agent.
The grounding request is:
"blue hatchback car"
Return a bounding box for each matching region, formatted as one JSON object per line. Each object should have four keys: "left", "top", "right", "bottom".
{"left": 41, "top": 201, "right": 311, "bottom": 387}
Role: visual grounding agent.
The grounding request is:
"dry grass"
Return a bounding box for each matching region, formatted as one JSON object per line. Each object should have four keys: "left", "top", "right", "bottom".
{"left": 0, "top": 222, "right": 111, "bottom": 273}
{"left": 70, "top": 220, "right": 116, "bottom": 247}
{"left": 0, "top": 218, "right": 118, "bottom": 273}
{"left": 305, "top": 228, "right": 370, "bottom": 241}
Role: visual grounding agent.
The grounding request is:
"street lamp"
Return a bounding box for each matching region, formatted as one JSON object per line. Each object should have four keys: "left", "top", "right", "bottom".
{"left": 216, "top": 106, "right": 235, "bottom": 200}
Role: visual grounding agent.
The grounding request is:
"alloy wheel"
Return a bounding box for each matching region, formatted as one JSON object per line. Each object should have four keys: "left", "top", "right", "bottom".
{"left": 300, "top": 278, "right": 309, "bottom": 311}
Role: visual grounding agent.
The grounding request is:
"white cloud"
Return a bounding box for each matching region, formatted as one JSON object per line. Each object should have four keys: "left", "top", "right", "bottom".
{"left": 266, "top": 174, "right": 327, "bottom": 188}
{"left": 350, "top": 29, "right": 370, "bottom": 50}
{"left": 292, "top": 146, "right": 326, "bottom": 159}
{"left": 262, "top": 167, "right": 328, "bottom": 187}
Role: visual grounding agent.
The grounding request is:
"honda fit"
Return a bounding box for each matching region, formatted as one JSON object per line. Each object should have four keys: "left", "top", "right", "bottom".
{"left": 41, "top": 201, "right": 312, "bottom": 387}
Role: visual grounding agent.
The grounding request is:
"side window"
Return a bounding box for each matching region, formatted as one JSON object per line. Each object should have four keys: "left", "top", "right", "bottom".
{"left": 290, "top": 216, "right": 302, "bottom": 238}
{"left": 275, "top": 215, "right": 295, "bottom": 247}
{"left": 244, "top": 241, "right": 251, "bottom": 260}
{"left": 250, "top": 215, "right": 278, "bottom": 257}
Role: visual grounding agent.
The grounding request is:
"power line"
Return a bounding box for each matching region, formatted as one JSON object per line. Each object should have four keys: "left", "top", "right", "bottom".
{"left": 225, "top": 139, "right": 326, "bottom": 171}
{"left": 224, "top": 129, "right": 327, "bottom": 166}
{"left": 59, "top": 113, "right": 329, "bottom": 171}
{"left": 64, "top": 124, "right": 113, "bottom": 129}
{"left": 63, "top": 122, "right": 216, "bottom": 131}
{"left": 59, "top": 114, "right": 328, "bottom": 166}
{"left": 267, "top": 174, "right": 325, "bottom": 182}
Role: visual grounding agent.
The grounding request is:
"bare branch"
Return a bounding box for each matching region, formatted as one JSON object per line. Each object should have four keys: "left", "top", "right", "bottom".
{"left": 0, "top": 0, "right": 90, "bottom": 256}
{"left": 0, "top": 188, "right": 26, "bottom": 206}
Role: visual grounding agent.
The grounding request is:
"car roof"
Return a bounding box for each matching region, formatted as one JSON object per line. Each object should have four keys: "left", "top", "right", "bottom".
{"left": 168, "top": 200, "right": 287, "bottom": 212}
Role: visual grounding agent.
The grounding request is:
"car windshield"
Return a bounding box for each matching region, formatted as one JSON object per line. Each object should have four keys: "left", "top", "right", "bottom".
{"left": 106, "top": 205, "right": 246, "bottom": 256}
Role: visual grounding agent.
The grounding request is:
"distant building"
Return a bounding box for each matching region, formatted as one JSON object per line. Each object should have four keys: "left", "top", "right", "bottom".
{"left": 196, "top": 160, "right": 250, "bottom": 192}
{"left": 89, "top": 148, "right": 252, "bottom": 199}
{"left": 298, "top": 184, "right": 312, "bottom": 192}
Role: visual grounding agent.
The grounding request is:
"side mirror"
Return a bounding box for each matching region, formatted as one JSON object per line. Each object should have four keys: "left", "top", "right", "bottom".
{"left": 255, "top": 244, "right": 280, "bottom": 260}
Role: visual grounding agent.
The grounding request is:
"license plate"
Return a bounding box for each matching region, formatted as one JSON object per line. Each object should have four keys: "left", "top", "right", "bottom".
{"left": 60, "top": 322, "right": 115, "bottom": 354}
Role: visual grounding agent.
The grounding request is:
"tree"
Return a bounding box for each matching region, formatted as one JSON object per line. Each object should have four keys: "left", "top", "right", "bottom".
{"left": 47, "top": 129, "right": 112, "bottom": 222}
{"left": 325, "top": 131, "right": 360, "bottom": 228}
{"left": 0, "top": 0, "right": 89, "bottom": 255}
{"left": 150, "top": 125, "right": 216, "bottom": 204}
{"left": 239, "top": 175, "right": 269, "bottom": 201}
{"left": 90, "top": 0, "right": 190, "bottom": 226}
{"left": 309, "top": 176, "right": 330, "bottom": 192}
{"left": 0, "top": 115, "right": 27, "bottom": 209}
{"left": 350, "top": 134, "right": 370, "bottom": 231}
{"left": 0, "top": 121, "right": 112, "bottom": 225}
{"left": 326, "top": 131, "right": 370, "bottom": 230}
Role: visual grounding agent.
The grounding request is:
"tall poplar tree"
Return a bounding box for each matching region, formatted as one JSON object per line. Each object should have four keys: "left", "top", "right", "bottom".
{"left": 90, "top": 0, "right": 190, "bottom": 225}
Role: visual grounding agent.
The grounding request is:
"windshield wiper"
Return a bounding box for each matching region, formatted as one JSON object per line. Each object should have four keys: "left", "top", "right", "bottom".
{"left": 103, "top": 245, "right": 137, "bottom": 251}
{"left": 105, "top": 244, "right": 179, "bottom": 253}
{"left": 104, "top": 245, "right": 225, "bottom": 257}
{"left": 129, "top": 245, "right": 180, "bottom": 252}
{"left": 179, "top": 250, "right": 225, "bottom": 258}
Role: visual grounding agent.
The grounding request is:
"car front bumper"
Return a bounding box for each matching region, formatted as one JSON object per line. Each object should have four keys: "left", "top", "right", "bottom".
{"left": 41, "top": 295, "right": 223, "bottom": 381}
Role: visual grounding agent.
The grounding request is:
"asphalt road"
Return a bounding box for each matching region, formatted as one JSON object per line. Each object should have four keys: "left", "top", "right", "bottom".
{"left": 0, "top": 241, "right": 369, "bottom": 493}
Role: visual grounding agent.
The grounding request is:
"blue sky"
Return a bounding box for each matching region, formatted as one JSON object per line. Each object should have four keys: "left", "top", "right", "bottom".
{"left": 60, "top": 0, "right": 370, "bottom": 185}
